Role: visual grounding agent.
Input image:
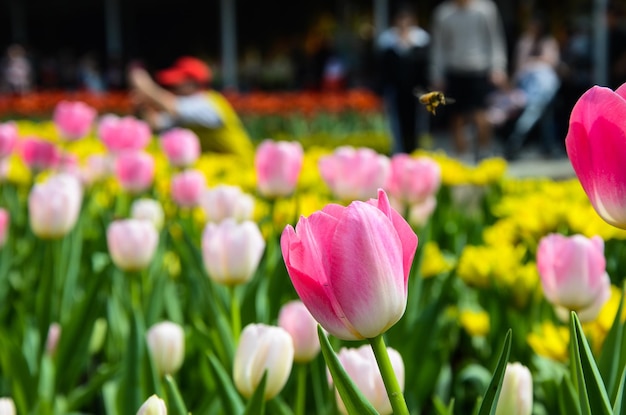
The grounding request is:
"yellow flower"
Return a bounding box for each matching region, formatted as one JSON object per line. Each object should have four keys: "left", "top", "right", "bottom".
{"left": 420, "top": 241, "right": 455, "bottom": 278}
{"left": 459, "top": 309, "right": 490, "bottom": 337}
{"left": 527, "top": 322, "right": 569, "bottom": 362}
{"left": 162, "top": 251, "right": 181, "bottom": 278}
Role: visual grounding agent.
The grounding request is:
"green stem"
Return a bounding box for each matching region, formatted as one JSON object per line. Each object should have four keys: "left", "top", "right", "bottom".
{"left": 368, "top": 335, "right": 410, "bottom": 415}
{"left": 295, "top": 363, "right": 307, "bottom": 415}
{"left": 230, "top": 285, "right": 241, "bottom": 344}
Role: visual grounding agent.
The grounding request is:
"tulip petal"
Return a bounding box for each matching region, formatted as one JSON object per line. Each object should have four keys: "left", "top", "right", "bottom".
{"left": 329, "top": 202, "right": 406, "bottom": 339}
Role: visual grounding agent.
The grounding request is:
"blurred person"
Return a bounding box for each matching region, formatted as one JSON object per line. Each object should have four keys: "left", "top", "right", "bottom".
{"left": 78, "top": 53, "right": 105, "bottom": 93}
{"left": 504, "top": 12, "right": 562, "bottom": 160}
{"left": 2, "top": 44, "right": 32, "bottom": 94}
{"left": 128, "top": 56, "right": 254, "bottom": 161}
{"left": 377, "top": 5, "right": 430, "bottom": 154}
{"left": 430, "top": 0, "right": 508, "bottom": 161}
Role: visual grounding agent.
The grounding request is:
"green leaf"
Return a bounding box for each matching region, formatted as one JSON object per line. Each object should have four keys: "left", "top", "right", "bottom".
{"left": 317, "top": 326, "right": 378, "bottom": 415}
{"left": 557, "top": 373, "right": 582, "bottom": 415}
{"left": 66, "top": 364, "right": 120, "bottom": 411}
{"left": 267, "top": 396, "right": 295, "bottom": 415}
{"left": 117, "top": 310, "right": 145, "bottom": 415}
{"left": 165, "top": 374, "right": 189, "bottom": 415}
{"left": 571, "top": 312, "right": 613, "bottom": 415}
{"left": 243, "top": 371, "right": 267, "bottom": 415}
{"left": 613, "top": 367, "right": 626, "bottom": 414}
{"left": 207, "top": 352, "right": 245, "bottom": 415}
{"left": 477, "top": 328, "right": 512, "bottom": 415}
{"left": 433, "top": 396, "right": 455, "bottom": 415}
{"left": 598, "top": 284, "right": 626, "bottom": 401}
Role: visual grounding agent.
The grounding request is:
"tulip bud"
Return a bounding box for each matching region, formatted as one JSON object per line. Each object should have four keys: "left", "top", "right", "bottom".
{"left": 170, "top": 169, "right": 206, "bottom": 208}
{"left": 28, "top": 173, "right": 83, "bottom": 239}
{"left": 255, "top": 139, "right": 304, "bottom": 198}
{"left": 46, "top": 322, "right": 61, "bottom": 357}
{"left": 146, "top": 321, "right": 185, "bottom": 376}
{"left": 201, "top": 219, "right": 265, "bottom": 286}
{"left": 0, "top": 208, "right": 9, "bottom": 248}
{"left": 98, "top": 114, "right": 151, "bottom": 153}
{"left": 137, "top": 395, "right": 167, "bottom": 415}
{"left": 160, "top": 128, "right": 200, "bottom": 167}
{"left": 200, "top": 185, "right": 255, "bottom": 223}
{"left": 0, "top": 122, "right": 18, "bottom": 159}
{"left": 53, "top": 100, "right": 97, "bottom": 141}
{"left": 131, "top": 198, "right": 165, "bottom": 230}
{"left": 233, "top": 323, "right": 294, "bottom": 400}
{"left": 495, "top": 362, "right": 533, "bottom": 415}
{"left": 278, "top": 300, "right": 320, "bottom": 363}
{"left": 319, "top": 146, "right": 390, "bottom": 201}
{"left": 332, "top": 345, "right": 404, "bottom": 415}
{"left": 537, "top": 233, "right": 611, "bottom": 322}
{"left": 0, "top": 398, "right": 15, "bottom": 415}
{"left": 385, "top": 154, "right": 441, "bottom": 206}
{"left": 115, "top": 151, "right": 155, "bottom": 194}
{"left": 107, "top": 219, "right": 159, "bottom": 271}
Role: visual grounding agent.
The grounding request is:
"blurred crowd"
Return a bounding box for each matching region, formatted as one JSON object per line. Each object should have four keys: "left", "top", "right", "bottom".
{"left": 1, "top": 0, "right": 626, "bottom": 161}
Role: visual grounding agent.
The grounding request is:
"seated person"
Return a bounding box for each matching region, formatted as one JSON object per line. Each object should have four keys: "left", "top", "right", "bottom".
{"left": 129, "top": 56, "right": 254, "bottom": 161}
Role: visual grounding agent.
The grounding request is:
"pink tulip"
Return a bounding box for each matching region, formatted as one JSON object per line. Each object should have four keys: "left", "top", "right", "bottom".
{"left": 0, "top": 122, "right": 18, "bottom": 159}
{"left": 98, "top": 114, "right": 151, "bottom": 153}
{"left": 278, "top": 300, "right": 320, "bottom": 363}
{"left": 537, "top": 233, "right": 611, "bottom": 322}
{"left": 28, "top": 173, "right": 83, "bottom": 239}
{"left": 53, "top": 100, "right": 97, "bottom": 141}
{"left": 0, "top": 208, "right": 9, "bottom": 248}
{"left": 107, "top": 219, "right": 159, "bottom": 271}
{"left": 255, "top": 139, "right": 304, "bottom": 197}
{"left": 146, "top": 321, "right": 185, "bottom": 376}
{"left": 566, "top": 83, "right": 626, "bottom": 229}
{"left": 160, "top": 128, "right": 201, "bottom": 167}
{"left": 18, "top": 137, "right": 61, "bottom": 172}
{"left": 46, "top": 323, "right": 61, "bottom": 357}
{"left": 385, "top": 154, "right": 441, "bottom": 206}
{"left": 407, "top": 196, "right": 437, "bottom": 227}
{"left": 200, "top": 185, "right": 255, "bottom": 223}
{"left": 495, "top": 363, "right": 533, "bottom": 415}
{"left": 333, "top": 345, "right": 404, "bottom": 415}
{"left": 201, "top": 219, "right": 265, "bottom": 286}
{"left": 170, "top": 169, "right": 206, "bottom": 208}
{"left": 319, "top": 146, "right": 390, "bottom": 201}
{"left": 115, "top": 151, "right": 155, "bottom": 194}
{"left": 81, "top": 153, "right": 114, "bottom": 185}
{"left": 281, "top": 189, "right": 417, "bottom": 340}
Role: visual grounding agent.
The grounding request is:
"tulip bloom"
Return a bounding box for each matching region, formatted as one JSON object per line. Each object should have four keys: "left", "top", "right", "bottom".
{"left": 566, "top": 83, "right": 626, "bottom": 229}
{"left": 53, "top": 100, "right": 97, "bottom": 141}
{"left": 0, "top": 122, "right": 18, "bottom": 159}
{"left": 0, "top": 208, "right": 8, "bottom": 248}
{"left": 537, "top": 233, "right": 611, "bottom": 322}
{"left": 318, "top": 146, "right": 390, "bottom": 201}
{"left": 333, "top": 345, "right": 404, "bottom": 415}
{"left": 46, "top": 323, "right": 61, "bottom": 357}
{"left": 281, "top": 189, "right": 417, "bottom": 340}
{"left": 28, "top": 173, "right": 83, "bottom": 239}
{"left": 170, "top": 169, "right": 206, "bottom": 208}
{"left": 495, "top": 362, "right": 533, "bottom": 415}
{"left": 233, "top": 323, "right": 294, "bottom": 400}
{"left": 200, "top": 185, "right": 255, "bottom": 223}
{"left": 115, "top": 151, "right": 155, "bottom": 194}
{"left": 81, "top": 153, "right": 114, "bottom": 185}
{"left": 146, "top": 321, "right": 185, "bottom": 376}
{"left": 137, "top": 395, "right": 167, "bottom": 415}
{"left": 98, "top": 114, "right": 151, "bottom": 153}
{"left": 160, "top": 128, "right": 200, "bottom": 167}
{"left": 107, "top": 219, "right": 159, "bottom": 271}
{"left": 201, "top": 219, "right": 265, "bottom": 286}
{"left": 278, "top": 300, "right": 320, "bottom": 363}
{"left": 386, "top": 154, "right": 441, "bottom": 206}
{"left": 0, "top": 398, "right": 16, "bottom": 415}
{"left": 255, "top": 139, "right": 304, "bottom": 197}
{"left": 131, "top": 198, "right": 165, "bottom": 230}
{"left": 18, "top": 137, "right": 61, "bottom": 172}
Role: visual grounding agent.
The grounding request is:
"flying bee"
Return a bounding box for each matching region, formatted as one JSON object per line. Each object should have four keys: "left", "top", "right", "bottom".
{"left": 416, "top": 90, "right": 455, "bottom": 115}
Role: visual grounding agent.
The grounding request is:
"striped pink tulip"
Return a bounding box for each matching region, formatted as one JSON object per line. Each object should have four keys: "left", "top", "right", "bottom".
{"left": 566, "top": 83, "right": 626, "bottom": 229}
{"left": 0, "top": 122, "right": 18, "bottom": 159}
{"left": 160, "top": 128, "right": 201, "bottom": 167}
{"left": 537, "top": 233, "right": 611, "bottom": 322}
{"left": 319, "top": 146, "right": 390, "bottom": 201}
{"left": 115, "top": 151, "right": 155, "bottom": 194}
{"left": 53, "top": 100, "right": 97, "bottom": 141}
{"left": 281, "top": 189, "right": 417, "bottom": 340}
{"left": 98, "top": 114, "right": 151, "bottom": 153}
{"left": 255, "top": 139, "right": 304, "bottom": 197}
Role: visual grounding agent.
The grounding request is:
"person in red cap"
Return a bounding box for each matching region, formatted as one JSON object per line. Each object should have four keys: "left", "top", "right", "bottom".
{"left": 128, "top": 56, "right": 254, "bottom": 160}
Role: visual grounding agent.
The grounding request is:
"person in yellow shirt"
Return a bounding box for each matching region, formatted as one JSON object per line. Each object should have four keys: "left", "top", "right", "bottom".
{"left": 128, "top": 56, "right": 254, "bottom": 161}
